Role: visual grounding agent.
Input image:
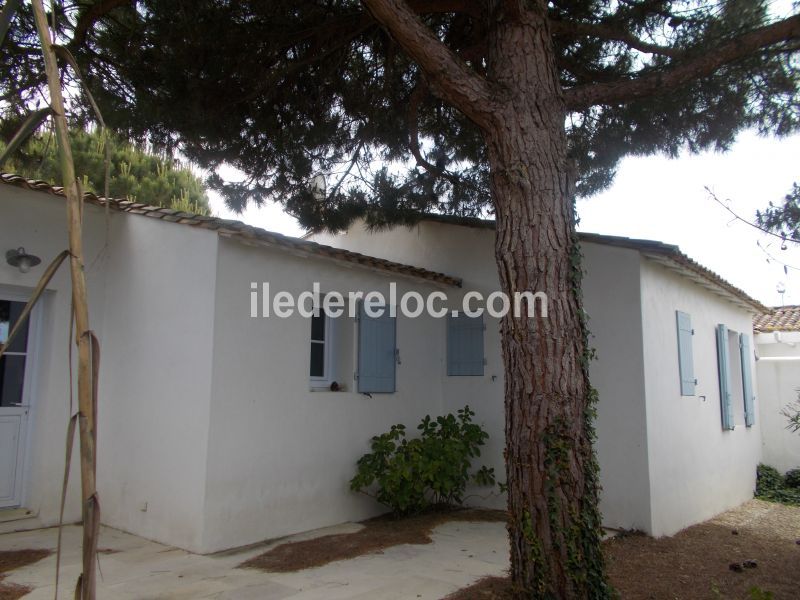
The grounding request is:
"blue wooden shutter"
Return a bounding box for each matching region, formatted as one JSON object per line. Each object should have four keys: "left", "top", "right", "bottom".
{"left": 357, "top": 303, "right": 396, "bottom": 393}
{"left": 739, "top": 333, "right": 755, "bottom": 427}
{"left": 447, "top": 314, "right": 484, "bottom": 376}
{"left": 676, "top": 311, "right": 696, "bottom": 396}
{"left": 716, "top": 324, "right": 734, "bottom": 430}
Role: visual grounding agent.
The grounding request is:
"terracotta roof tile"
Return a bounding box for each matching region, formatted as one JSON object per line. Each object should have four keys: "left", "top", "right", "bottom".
{"left": 753, "top": 305, "right": 800, "bottom": 332}
{"left": 419, "top": 214, "right": 766, "bottom": 313}
{"left": 3, "top": 172, "right": 766, "bottom": 309}
{"left": 0, "top": 173, "right": 461, "bottom": 287}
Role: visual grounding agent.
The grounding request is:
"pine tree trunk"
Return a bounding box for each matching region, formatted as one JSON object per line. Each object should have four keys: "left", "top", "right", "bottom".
{"left": 483, "top": 7, "right": 610, "bottom": 598}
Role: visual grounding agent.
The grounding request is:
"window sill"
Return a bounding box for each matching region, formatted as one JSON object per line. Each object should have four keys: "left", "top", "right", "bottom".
{"left": 309, "top": 385, "right": 349, "bottom": 393}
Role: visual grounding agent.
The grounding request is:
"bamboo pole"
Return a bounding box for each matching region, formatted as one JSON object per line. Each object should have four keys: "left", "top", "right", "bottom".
{"left": 30, "top": 3, "right": 98, "bottom": 598}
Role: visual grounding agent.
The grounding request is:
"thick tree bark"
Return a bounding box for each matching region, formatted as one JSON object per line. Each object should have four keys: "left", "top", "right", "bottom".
{"left": 363, "top": 0, "right": 610, "bottom": 597}
{"left": 481, "top": 4, "right": 609, "bottom": 598}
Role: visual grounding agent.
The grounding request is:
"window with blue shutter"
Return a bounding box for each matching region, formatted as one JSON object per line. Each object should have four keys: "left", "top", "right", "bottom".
{"left": 447, "top": 313, "right": 485, "bottom": 376}
{"left": 675, "top": 311, "right": 696, "bottom": 396}
{"left": 357, "top": 303, "right": 396, "bottom": 393}
{"left": 716, "top": 324, "right": 734, "bottom": 430}
{"left": 739, "top": 333, "right": 755, "bottom": 427}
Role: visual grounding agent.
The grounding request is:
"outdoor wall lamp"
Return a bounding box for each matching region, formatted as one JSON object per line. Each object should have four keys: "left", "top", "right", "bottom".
{"left": 5, "top": 247, "right": 42, "bottom": 274}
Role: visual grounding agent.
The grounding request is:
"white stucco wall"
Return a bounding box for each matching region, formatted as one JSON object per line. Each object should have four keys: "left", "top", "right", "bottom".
{"left": 312, "top": 222, "right": 653, "bottom": 532}
{"left": 2, "top": 185, "right": 219, "bottom": 551}
{"left": 97, "top": 214, "right": 218, "bottom": 552}
{"left": 314, "top": 223, "right": 510, "bottom": 511}
{"left": 640, "top": 260, "right": 761, "bottom": 537}
{"left": 3, "top": 185, "right": 767, "bottom": 552}
{"left": 755, "top": 331, "right": 800, "bottom": 473}
{"left": 0, "top": 185, "right": 110, "bottom": 528}
{"left": 200, "top": 237, "right": 454, "bottom": 552}
{"left": 582, "top": 244, "right": 651, "bottom": 532}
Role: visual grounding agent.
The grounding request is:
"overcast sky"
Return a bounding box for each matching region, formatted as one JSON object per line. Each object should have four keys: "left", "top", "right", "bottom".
{"left": 208, "top": 128, "right": 800, "bottom": 308}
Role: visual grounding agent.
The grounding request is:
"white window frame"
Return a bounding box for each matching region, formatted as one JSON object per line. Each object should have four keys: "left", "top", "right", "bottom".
{"left": 0, "top": 295, "right": 32, "bottom": 395}
{"left": 0, "top": 285, "right": 45, "bottom": 509}
{"left": 309, "top": 308, "right": 336, "bottom": 388}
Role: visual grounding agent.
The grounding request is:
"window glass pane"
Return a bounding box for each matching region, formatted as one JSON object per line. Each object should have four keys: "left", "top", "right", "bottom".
{"left": 0, "top": 300, "right": 30, "bottom": 353}
{"left": 310, "top": 342, "right": 325, "bottom": 378}
{"left": 311, "top": 312, "right": 326, "bottom": 342}
{"left": 0, "top": 355, "right": 26, "bottom": 407}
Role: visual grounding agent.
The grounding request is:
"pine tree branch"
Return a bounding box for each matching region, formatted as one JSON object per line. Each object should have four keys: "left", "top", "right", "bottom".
{"left": 564, "top": 14, "right": 800, "bottom": 110}
{"left": 71, "top": 0, "right": 132, "bottom": 49}
{"left": 407, "top": 0, "right": 481, "bottom": 17}
{"left": 706, "top": 186, "right": 798, "bottom": 245}
{"left": 329, "top": 141, "right": 364, "bottom": 199}
{"left": 361, "top": 0, "right": 498, "bottom": 129}
{"left": 550, "top": 20, "right": 680, "bottom": 57}
{"left": 407, "top": 81, "right": 437, "bottom": 172}
{"left": 557, "top": 55, "right": 622, "bottom": 85}
{"left": 407, "top": 80, "right": 462, "bottom": 186}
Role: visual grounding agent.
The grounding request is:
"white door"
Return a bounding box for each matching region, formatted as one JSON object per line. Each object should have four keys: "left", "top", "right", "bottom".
{"left": 0, "top": 299, "right": 31, "bottom": 508}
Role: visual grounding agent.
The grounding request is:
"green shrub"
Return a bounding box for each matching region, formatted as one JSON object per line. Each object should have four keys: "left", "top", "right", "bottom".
{"left": 781, "top": 399, "right": 800, "bottom": 434}
{"left": 784, "top": 468, "right": 800, "bottom": 489}
{"left": 756, "top": 464, "right": 784, "bottom": 493}
{"left": 755, "top": 464, "right": 800, "bottom": 506}
{"left": 350, "top": 406, "right": 495, "bottom": 515}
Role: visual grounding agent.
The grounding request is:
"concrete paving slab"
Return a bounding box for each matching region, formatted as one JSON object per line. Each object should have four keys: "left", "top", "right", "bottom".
{"left": 0, "top": 519, "right": 509, "bottom": 599}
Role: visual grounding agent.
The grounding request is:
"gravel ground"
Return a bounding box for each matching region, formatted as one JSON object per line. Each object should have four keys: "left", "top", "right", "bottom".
{"left": 445, "top": 499, "right": 800, "bottom": 600}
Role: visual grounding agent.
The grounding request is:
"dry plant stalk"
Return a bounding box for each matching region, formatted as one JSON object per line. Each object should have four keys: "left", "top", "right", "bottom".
{"left": 30, "top": 2, "right": 99, "bottom": 598}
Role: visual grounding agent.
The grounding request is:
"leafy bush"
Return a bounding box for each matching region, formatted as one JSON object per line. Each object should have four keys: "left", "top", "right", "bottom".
{"left": 785, "top": 468, "right": 800, "bottom": 490}
{"left": 755, "top": 464, "right": 800, "bottom": 506}
{"left": 756, "top": 464, "right": 784, "bottom": 492}
{"left": 350, "top": 406, "right": 495, "bottom": 515}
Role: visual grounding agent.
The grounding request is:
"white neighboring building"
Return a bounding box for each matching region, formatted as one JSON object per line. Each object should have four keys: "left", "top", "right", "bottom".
{"left": 0, "top": 173, "right": 765, "bottom": 553}
{"left": 754, "top": 307, "right": 800, "bottom": 473}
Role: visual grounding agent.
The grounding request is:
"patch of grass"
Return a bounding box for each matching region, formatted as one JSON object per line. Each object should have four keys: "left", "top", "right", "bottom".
{"left": 0, "top": 549, "right": 51, "bottom": 599}
{"left": 748, "top": 586, "right": 776, "bottom": 600}
{"left": 240, "top": 507, "right": 507, "bottom": 573}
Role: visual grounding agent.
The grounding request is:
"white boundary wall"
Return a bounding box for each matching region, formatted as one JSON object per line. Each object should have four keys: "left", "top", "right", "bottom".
{"left": 755, "top": 331, "right": 800, "bottom": 473}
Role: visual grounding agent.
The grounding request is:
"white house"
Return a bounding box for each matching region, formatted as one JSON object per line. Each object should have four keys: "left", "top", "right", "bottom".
{"left": 312, "top": 216, "right": 766, "bottom": 537}
{"left": 0, "top": 173, "right": 765, "bottom": 554}
{"left": 753, "top": 307, "right": 800, "bottom": 473}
